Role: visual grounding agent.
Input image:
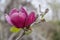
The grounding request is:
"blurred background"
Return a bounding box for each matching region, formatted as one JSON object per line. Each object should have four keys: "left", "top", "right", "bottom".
{"left": 0, "top": 0, "right": 60, "bottom": 40}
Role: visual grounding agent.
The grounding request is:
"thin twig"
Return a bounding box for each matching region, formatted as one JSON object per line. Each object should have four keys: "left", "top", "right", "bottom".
{"left": 8, "top": 32, "right": 18, "bottom": 40}
{"left": 16, "top": 30, "right": 25, "bottom": 40}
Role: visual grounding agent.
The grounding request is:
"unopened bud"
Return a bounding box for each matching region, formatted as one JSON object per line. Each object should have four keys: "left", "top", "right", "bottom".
{"left": 45, "top": 8, "right": 49, "bottom": 13}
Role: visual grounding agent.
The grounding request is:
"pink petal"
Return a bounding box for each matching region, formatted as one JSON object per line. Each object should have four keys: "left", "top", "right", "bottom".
{"left": 11, "top": 13, "right": 26, "bottom": 28}
{"left": 19, "top": 7, "right": 28, "bottom": 17}
{"left": 25, "top": 12, "right": 36, "bottom": 27}
{"left": 5, "top": 14, "right": 13, "bottom": 25}
{"left": 9, "top": 8, "right": 18, "bottom": 15}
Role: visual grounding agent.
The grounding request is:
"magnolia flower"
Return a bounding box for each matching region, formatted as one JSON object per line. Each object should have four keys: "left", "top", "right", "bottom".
{"left": 5, "top": 7, "right": 36, "bottom": 28}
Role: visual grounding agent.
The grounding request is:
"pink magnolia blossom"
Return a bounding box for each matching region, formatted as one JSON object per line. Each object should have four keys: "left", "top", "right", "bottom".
{"left": 5, "top": 7, "right": 36, "bottom": 28}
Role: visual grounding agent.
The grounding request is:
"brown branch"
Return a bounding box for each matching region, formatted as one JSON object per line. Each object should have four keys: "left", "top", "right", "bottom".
{"left": 16, "top": 30, "right": 25, "bottom": 40}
